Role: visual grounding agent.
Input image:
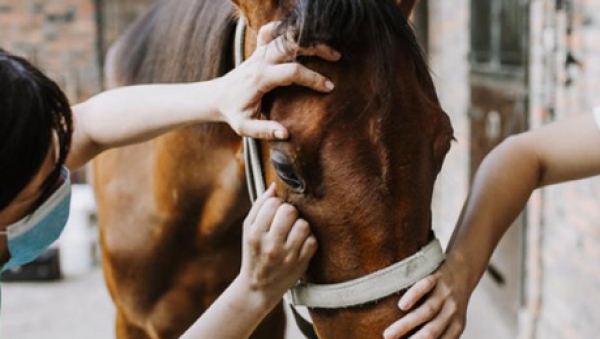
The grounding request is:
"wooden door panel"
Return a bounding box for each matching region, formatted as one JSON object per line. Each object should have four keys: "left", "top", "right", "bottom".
{"left": 468, "top": 75, "right": 527, "bottom": 337}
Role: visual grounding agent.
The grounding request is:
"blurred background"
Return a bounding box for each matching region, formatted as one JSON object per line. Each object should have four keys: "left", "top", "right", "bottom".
{"left": 1, "top": 0, "right": 600, "bottom": 338}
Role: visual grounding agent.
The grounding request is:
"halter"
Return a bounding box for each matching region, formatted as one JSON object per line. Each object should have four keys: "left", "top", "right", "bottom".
{"left": 236, "top": 17, "right": 267, "bottom": 202}
{"left": 234, "top": 11, "right": 444, "bottom": 325}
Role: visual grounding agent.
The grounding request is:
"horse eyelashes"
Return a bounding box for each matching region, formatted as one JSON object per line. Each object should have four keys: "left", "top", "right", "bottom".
{"left": 271, "top": 156, "right": 305, "bottom": 192}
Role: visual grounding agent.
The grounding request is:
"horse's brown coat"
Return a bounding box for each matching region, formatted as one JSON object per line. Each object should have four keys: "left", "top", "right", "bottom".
{"left": 94, "top": 0, "right": 453, "bottom": 338}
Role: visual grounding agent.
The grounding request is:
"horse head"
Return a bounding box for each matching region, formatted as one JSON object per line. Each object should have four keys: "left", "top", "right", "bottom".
{"left": 233, "top": 0, "right": 454, "bottom": 337}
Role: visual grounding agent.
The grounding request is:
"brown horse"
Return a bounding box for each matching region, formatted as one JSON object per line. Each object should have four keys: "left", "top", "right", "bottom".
{"left": 93, "top": 0, "right": 453, "bottom": 338}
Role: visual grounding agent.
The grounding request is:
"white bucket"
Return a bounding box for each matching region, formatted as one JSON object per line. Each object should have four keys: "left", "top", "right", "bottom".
{"left": 59, "top": 184, "right": 99, "bottom": 277}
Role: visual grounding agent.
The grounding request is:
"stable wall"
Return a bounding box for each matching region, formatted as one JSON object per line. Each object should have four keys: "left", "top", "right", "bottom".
{"left": 0, "top": 0, "right": 101, "bottom": 102}
{"left": 423, "top": 0, "right": 600, "bottom": 337}
{"left": 526, "top": 0, "right": 600, "bottom": 337}
{"left": 0, "top": 0, "right": 152, "bottom": 103}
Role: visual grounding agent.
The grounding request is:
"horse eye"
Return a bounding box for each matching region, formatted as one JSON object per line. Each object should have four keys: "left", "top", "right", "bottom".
{"left": 271, "top": 157, "right": 305, "bottom": 192}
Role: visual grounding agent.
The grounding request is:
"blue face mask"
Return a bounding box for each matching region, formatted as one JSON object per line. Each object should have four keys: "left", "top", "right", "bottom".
{"left": 0, "top": 167, "right": 71, "bottom": 272}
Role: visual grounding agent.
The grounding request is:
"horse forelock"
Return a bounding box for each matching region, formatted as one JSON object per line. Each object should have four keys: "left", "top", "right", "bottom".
{"left": 274, "top": 0, "right": 433, "bottom": 111}
{"left": 269, "top": 0, "right": 453, "bottom": 188}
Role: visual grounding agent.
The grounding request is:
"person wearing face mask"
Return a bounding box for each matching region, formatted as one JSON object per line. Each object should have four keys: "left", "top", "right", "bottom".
{"left": 0, "top": 23, "right": 336, "bottom": 338}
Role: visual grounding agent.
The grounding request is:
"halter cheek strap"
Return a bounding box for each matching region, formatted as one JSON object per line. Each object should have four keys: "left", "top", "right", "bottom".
{"left": 235, "top": 16, "right": 318, "bottom": 339}
{"left": 236, "top": 16, "right": 267, "bottom": 202}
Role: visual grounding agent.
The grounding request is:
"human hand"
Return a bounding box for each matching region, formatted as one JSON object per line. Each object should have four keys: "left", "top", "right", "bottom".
{"left": 239, "top": 184, "right": 318, "bottom": 308}
{"left": 383, "top": 254, "right": 473, "bottom": 339}
{"left": 215, "top": 21, "right": 341, "bottom": 140}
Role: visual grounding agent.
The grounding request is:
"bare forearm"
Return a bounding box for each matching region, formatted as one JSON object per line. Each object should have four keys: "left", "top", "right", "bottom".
{"left": 179, "top": 277, "right": 275, "bottom": 339}
{"left": 447, "top": 114, "right": 600, "bottom": 292}
{"left": 447, "top": 136, "right": 540, "bottom": 292}
{"left": 74, "top": 81, "right": 220, "bottom": 149}
{"left": 65, "top": 81, "right": 224, "bottom": 170}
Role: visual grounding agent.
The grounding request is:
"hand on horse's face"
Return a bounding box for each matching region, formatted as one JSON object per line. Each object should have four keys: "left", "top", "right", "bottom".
{"left": 239, "top": 184, "right": 317, "bottom": 308}
{"left": 383, "top": 253, "right": 471, "bottom": 339}
{"left": 214, "top": 21, "right": 340, "bottom": 140}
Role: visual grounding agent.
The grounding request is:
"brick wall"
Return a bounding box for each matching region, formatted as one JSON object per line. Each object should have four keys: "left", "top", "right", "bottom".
{"left": 0, "top": 0, "right": 101, "bottom": 103}
{"left": 424, "top": 0, "right": 600, "bottom": 337}
{"left": 527, "top": 0, "right": 600, "bottom": 338}
{"left": 0, "top": 0, "right": 152, "bottom": 102}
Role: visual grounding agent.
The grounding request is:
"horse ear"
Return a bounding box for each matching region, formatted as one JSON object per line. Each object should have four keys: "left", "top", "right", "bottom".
{"left": 396, "top": 0, "right": 419, "bottom": 17}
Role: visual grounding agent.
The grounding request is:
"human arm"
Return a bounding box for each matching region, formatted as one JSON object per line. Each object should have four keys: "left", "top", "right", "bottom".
{"left": 179, "top": 184, "right": 317, "bottom": 339}
{"left": 66, "top": 22, "right": 340, "bottom": 171}
{"left": 384, "top": 111, "right": 600, "bottom": 339}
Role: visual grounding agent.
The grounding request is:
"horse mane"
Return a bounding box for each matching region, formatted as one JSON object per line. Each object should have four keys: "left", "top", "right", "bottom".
{"left": 275, "top": 0, "right": 436, "bottom": 107}
{"left": 110, "top": 0, "right": 433, "bottom": 98}
{"left": 110, "top": 0, "right": 236, "bottom": 86}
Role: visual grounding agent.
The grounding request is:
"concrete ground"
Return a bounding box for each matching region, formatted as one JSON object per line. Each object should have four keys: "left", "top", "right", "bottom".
{"left": 0, "top": 267, "right": 512, "bottom": 339}
{"left": 1, "top": 268, "right": 114, "bottom": 339}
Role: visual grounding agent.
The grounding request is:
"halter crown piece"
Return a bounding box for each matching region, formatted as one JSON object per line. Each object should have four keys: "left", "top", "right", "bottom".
{"left": 235, "top": 11, "right": 445, "bottom": 309}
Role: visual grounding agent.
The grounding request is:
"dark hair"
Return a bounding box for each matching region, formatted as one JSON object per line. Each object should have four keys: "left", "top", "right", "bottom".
{"left": 275, "top": 0, "right": 433, "bottom": 109}
{"left": 0, "top": 49, "right": 73, "bottom": 212}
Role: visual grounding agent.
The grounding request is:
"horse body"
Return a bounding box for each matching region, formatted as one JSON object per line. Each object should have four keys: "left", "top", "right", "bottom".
{"left": 94, "top": 0, "right": 453, "bottom": 338}
{"left": 95, "top": 127, "right": 265, "bottom": 338}
{"left": 95, "top": 1, "right": 285, "bottom": 338}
